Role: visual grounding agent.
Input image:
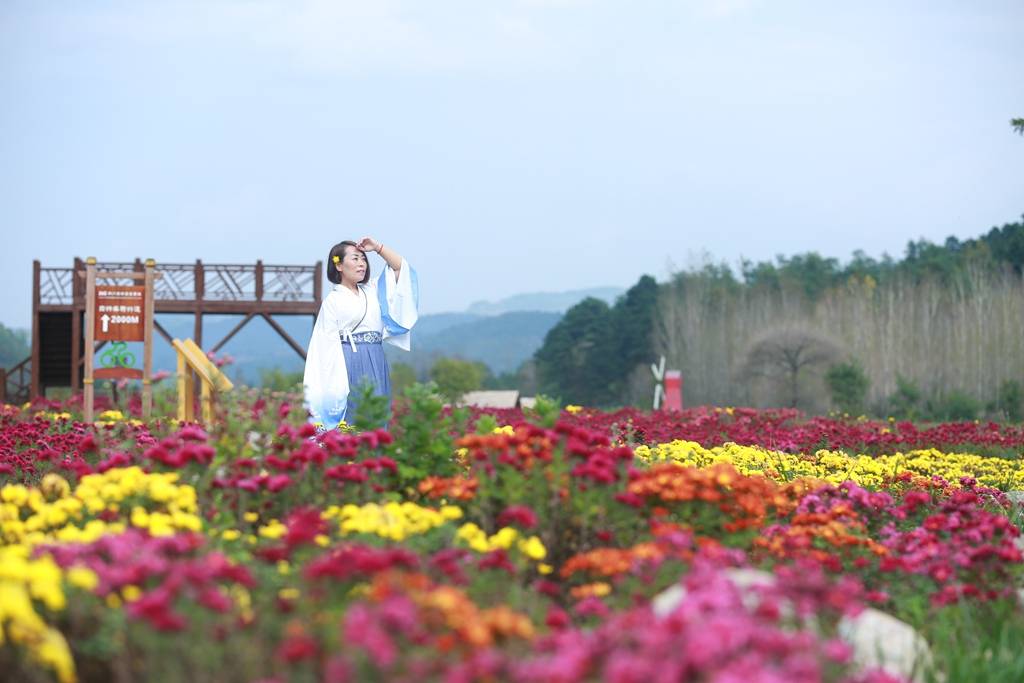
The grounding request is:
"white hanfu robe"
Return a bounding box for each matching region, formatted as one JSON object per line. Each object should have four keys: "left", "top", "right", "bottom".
{"left": 303, "top": 258, "right": 418, "bottom": 429}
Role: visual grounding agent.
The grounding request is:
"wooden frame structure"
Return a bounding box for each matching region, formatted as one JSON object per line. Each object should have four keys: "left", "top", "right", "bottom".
{"left": 173, "top": 338, "right": 234, "bottom": 424}
{"left": 2, "top": 258, "right": 322, "bottom": 403}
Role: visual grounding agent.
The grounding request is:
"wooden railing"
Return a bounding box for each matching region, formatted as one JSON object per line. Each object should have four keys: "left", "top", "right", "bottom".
{"left": 36, "top": 260, "right": 321, "bottom": 308}
{"left": 1, "top": 357, "right": 31, "bottom": 405}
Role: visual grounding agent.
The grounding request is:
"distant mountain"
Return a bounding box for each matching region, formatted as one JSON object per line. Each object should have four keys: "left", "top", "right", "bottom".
{"left": 390, "top": 310, "right": 563, "bottom": 375}
{"left": 410, "top": 312, "right": 485, "bottom": 337}
{"left": 148, "top": 309, "right": 560, "bottom": 382}
{"left": 466, "top": 287, "right": 624, "bottom": 316}
{"left": 3, "top": 286, "right": 613, "bottom": 385}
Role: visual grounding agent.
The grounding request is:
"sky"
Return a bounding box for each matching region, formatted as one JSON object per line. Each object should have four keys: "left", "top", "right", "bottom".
{"left": 2, "top": 0, "right": 1022, "bottom": 330}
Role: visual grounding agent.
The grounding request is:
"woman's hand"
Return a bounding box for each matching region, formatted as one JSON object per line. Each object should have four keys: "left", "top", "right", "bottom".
{"left": 358, "top": 237, "right": 382, "bottom": 253}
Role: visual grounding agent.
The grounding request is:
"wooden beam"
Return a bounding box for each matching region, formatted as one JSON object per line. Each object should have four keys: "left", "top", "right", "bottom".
{"left": 153, "top": 320, "right": 175, "bottom": 345}
{"left": 210, "top": 312, "right": 256, "bottom": 353}
{"left": 39, "top": 301, "right": 318, "bottom": 315}
{"left": 31, "top": 260, "right": 40, "bottom": 399}
{"left": 71, "top": 258, "right": 83, "bottom": 393}
{"left": 194, "top": 260, "right": 204, "bottom": 347}
{"left": 173, "top": 338, "right": 234, "bottom": 391}
{"left": 143, "top": 259, "right": 155, "bottom": 418}
{"left": 313, "top": 260, "right": 323, "bottom": 307}
{"left": 261, "top": 313, "right": 307, "bottom": 360}
{"left": 83, "top": 258, "right": 96, "bottom": 422}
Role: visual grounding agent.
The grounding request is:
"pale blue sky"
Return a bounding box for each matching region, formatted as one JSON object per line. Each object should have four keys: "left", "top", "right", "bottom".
{"left": 2, "top": 0, "right": 1022, "bottom": 330}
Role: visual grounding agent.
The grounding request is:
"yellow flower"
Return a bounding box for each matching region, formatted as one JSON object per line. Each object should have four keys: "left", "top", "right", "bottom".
{"left": 258, "top": 520, "right": 286, "bottom": 539}
{"left": 518, "top": 536, "right": 547, "bottom": 561}
{"left": 40, "top": 475, "right": 71, "bottom": 501}
{"left": 65, "top": 567, "right": 98, "bottom": 591}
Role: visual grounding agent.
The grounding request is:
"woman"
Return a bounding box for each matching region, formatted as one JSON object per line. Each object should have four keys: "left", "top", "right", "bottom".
{"left": 303, "top": 237, "right": 419, "bottom": 431}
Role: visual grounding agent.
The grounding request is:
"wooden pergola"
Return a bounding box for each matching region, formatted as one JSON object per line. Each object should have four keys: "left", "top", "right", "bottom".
{"left": 2, "top": 258, "right": 323, "bottom": 402}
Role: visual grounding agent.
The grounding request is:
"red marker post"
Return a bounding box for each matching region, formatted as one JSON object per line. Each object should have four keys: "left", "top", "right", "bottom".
{"left": 663, "top": 370, "right": 683, "bottom": 412}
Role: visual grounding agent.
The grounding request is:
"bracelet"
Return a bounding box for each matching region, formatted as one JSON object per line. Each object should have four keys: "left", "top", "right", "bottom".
{"left": 378, "top": 243, "right": 384, "bottom": 254}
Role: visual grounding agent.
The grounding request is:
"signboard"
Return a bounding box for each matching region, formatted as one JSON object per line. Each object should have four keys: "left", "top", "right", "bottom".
{"left": 81, "top": 259, "right": 157, "bottom": 422}
{"left": 95, "top": 285, "right": 145, "bottom": 341}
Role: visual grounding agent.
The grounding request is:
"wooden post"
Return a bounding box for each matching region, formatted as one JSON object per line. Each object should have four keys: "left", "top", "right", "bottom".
{"left": 313, "top": 260, "right": 323, "bottom": 307}
{"left": 194, "top": 259, "right": 204, "bottom": 347}
{"left": 255, "top": 260, "right": 264, "bottom": 301}
{"left": 71, "top": 257, "right": 83, "bottom": 393}
{"left": 83, "top": 258, "right": 97, "bottom": 422}
{"left": 30, "top": 260, "right": 40, "bottom": 400}
{"left": 176, "top": 351, "right": 192, "bottom": 422}
{"left": 143, "top": 259, "right": 156, "bottom": 418}
{"left": 200, "top": 379, "right": 212, "bottom": 424}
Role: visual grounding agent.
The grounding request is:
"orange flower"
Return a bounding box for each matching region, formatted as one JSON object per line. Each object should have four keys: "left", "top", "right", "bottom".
{"left": 418, "top": 475, "right": 478, "bottom": 501}
{"left": 628, "top": 463, "right": 784, "bottom": 532}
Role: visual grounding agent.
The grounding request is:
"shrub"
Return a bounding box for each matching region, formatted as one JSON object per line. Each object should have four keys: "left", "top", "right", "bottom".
{"left": 995, "top": 380, "right": 1023, "bottom": 422}
{"left": 824, "top": 360, "right": 870, "bottom": 416}
{"left": 888, "top": 375, "right": 922, "bottom": 420}
{"left": 928, "top": 389, "right": 981, "bottom": 422}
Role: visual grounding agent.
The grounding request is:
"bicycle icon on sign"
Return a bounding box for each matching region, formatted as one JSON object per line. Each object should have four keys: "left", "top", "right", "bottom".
{"left": 99, "top": 342, "right": 137, "bottom": 369}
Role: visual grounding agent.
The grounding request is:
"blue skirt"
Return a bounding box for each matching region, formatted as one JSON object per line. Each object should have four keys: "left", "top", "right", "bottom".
{"left": 341, "top": 332, "right": 391, "bottom": 424}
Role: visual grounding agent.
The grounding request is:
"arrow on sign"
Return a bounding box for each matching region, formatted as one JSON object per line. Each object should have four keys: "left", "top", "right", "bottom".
{"left": 100, "top": 314, "right": 110, "bottom": 333}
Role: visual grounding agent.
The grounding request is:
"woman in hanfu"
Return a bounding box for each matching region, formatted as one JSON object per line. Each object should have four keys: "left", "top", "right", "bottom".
{"left": 303, "top": 237, "right": 418, "bottom": 431}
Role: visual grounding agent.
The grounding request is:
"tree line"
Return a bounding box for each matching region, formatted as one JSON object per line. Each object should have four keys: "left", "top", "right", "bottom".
{"left": 534, "top": 216, "right": 1024, "bottom": 416}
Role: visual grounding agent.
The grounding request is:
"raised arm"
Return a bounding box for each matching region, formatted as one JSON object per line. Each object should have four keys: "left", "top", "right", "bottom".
{"left": 358, "top": 237, "right": 403, "bottom": 281}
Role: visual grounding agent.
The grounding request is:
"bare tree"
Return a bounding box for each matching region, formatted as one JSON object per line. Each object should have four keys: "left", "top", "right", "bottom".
{"left": 740, "top": 328, "right": 841, "bottom": 408}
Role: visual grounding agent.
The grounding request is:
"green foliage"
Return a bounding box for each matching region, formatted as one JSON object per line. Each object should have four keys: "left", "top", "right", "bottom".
{"left": 733, "top": 216, "right": 1024, "bottom": 293}
{"left": 888, "top": 375, "right": 923, "bottom": 420}
{"left": 389, "top": 382, "right": 467, "bottom": 484}
{"left": 429, "top": 357, "right": 485, "bottom": 404}
{"left": 258, "top": 367, "right": 303, "bottom": 392}
{"left": 521, "top": 394, "right": 561, "bottom": 428}
{"left": 349, "top": 380, "right": 392, "bottom": 432}
{"left": 389, "top": 361, "right": 417, "bottom": 395}
{"left": 534, "top": 297, "right": 614, "bottom": 405}
{"left": 918, "top": 599, "right": 1024, "bottom": 683}
{"left": 533, "top": 275, "right": 660, "bottom": 407}
{"left": 927, "top": 389, "right": 981, "bottom": 422}
{"left": 0, "top": 322, "right": 29, "bottom": 368}
{"left": 1013, "top": 117, "right": 1024, "bottom": 135}
{"left": 824, "top": 360, "right": 870, "bottom": 415}
{"left": 994, "top": 380, "right": 1023, "bottom": 422}
{"left": 608, "top": 275, "right": 659, "bottom": 396}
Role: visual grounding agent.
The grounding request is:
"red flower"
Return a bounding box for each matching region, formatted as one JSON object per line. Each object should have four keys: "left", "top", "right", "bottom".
{"left": 497, "top": 505, "right": 538, "bottom": 530}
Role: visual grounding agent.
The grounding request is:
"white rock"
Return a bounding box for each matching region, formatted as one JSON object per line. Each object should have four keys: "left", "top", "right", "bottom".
{"left": 652, "top": 570, "right": 932, "bottom": 682}
{"left": 839, "top": 608, "right": 932, "bottom": 683}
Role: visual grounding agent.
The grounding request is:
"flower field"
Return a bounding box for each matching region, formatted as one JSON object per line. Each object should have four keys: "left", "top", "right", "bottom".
{"left": 2, "top": 388, "right": 1024, "bottom": 682}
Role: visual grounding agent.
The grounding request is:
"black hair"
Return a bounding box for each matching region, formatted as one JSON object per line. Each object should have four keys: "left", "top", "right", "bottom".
{"left": 326, "top": 241, "right": 371, "bottom": 285}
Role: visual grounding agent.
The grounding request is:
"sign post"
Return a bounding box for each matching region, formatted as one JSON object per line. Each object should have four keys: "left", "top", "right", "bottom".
{"left": 81, "top": 258, "right": 158, "bottom": 422}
